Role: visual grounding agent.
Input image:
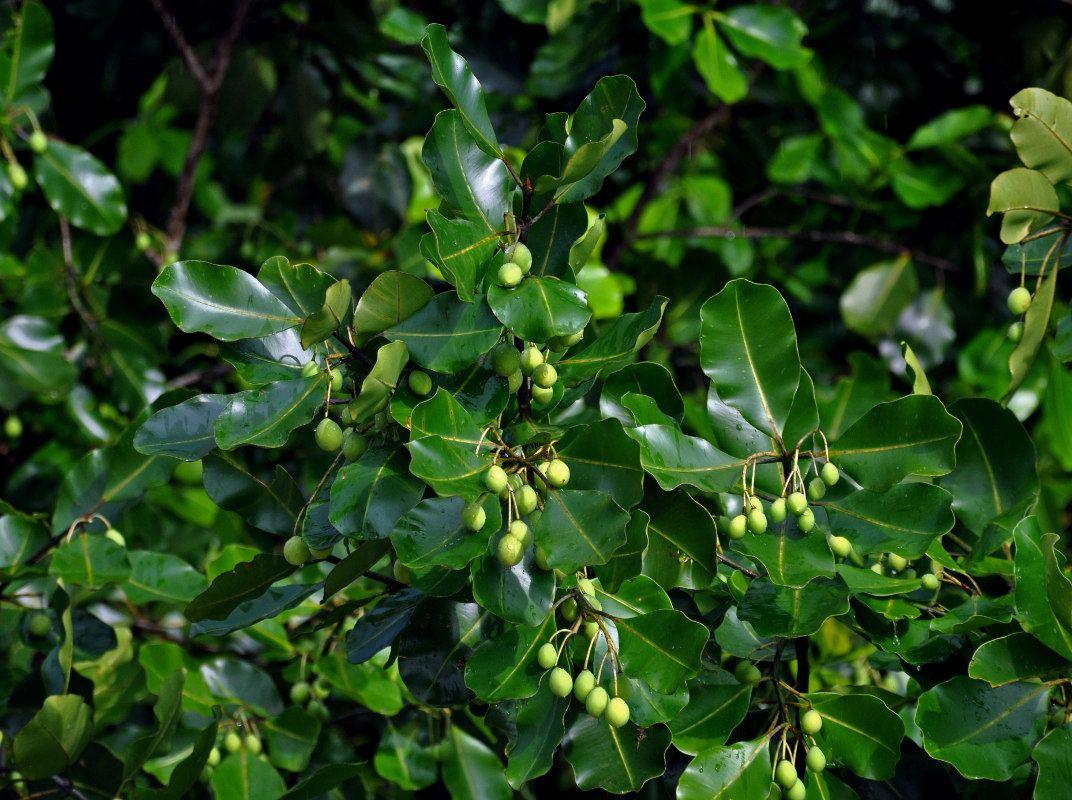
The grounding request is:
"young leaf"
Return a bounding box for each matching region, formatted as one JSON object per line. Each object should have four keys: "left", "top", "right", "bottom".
{"left": 1009, "top": 87, "right": 1072, "bottom": 185}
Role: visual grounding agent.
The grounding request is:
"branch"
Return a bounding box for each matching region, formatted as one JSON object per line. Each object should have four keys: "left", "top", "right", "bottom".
{"left": 59, "top": 217, "right": 99, "bottom": 334}
{"left": 717, "top": 552, "right": 760, "bottom": 578}
{"left": 147, "top": 0, "right": 208, "bottom": 86}
{"left": 638, "top": 225, "right": 959, "bottom": 272}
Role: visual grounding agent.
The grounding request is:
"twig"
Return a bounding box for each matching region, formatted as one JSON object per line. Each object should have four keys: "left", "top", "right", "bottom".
{"left": 147, "top": 0, "right": 208, "bottom": 85}
{"left": 717, "top": 552, "right": 760, "bottom": 578}
{"left": 59, "top": 218, "right": 99, "bottom": 334}
{"left": 52, "top": 775, "right": 91, "bottom": 800}
{"left": 165, "top": 361, "right": 235, "bottom": 390}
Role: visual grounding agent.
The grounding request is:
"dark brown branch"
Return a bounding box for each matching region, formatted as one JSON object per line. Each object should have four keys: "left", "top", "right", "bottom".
{"left": 638, "top": 225, "right": 959, "bottom": 272}
{"left": 717, "top": 552, "right": 760, "bottom": 578}
{"left": 59, "top": 217, "right": 99, "bottom": 334}
{"left": 147, "top": 0, "right": 208, "bottom": 85}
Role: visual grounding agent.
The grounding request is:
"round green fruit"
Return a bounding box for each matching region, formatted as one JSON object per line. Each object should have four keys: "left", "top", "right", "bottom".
{"left": 408, "top": 370, "right": 432, "bottom": 396}
{"left": 921, "top": 572, "right": 940, "bottom": 591}
{"left": 769, "top": 497, "right": 787, "bottom": 523}
{"left": 787, "top": 492, "right": 808, "bottom": 516}
{"left": 498, "top": 262, "right": 523, "bottom": 288}
{"left": 775, "top": 759, "right": 797, "bottom": 789}
{"left": 560, "top": 597, "right": 579, "bottom": 621}
{"left": 510, "top": 520, "right": 533, "bottom": 549}
{"left": 747, "top": 509, "right": 768, "bottom": 534}
{"left": 548, "top": 666, "right": 573, "bottom": 697}
{"left": 310, "top": 546, "right": 333, "bottom": 560}
{"left": 307, "top": 699, "right": 329, "bottom": 721}
{"left": 887, "top": 553, "right": 908, "bottom": 573}
{"left": 104, "top": 528, "right": 126, "bottom": 547}
{"left": 821, "top": 461, "right": 840, "bottom": 486}
{"left": 507, "top": 369, "right": 523, "bottom": 393}
{"left": 870, "top": 562, "right": 885, "bottom": 575}
{"left": 313, "top": 677, "right": 331, "bottom": 699}
{"left": 199, "top": 765, "right": 214, "bottom": 783}
{"left": 315, "top": 418, "right": 344, "bottom": 451}
{"left": 532, "top": 362, "right": 558, "bottom": 389}
{"left": 578, "top": 577, "right": 595, "bottom": 596}
{"left": 520, "top": 346, "right": 543, "bottom": 375}
{"left": 546, "top": 459, "right": 570, "bottom": 487}
{"left": 485, "top": 465, "right": 509, "bottom": 494}
{"left": 223, "top": 731, "right": 242, "bottom": 754}
{"left": 329, "top": 369, "right": 344, "bottom": 394}
{"left": 342, "top": 430, "right": 368, "bottom": 462}
{"left": 283, "top": 536, "right": 311, "bottom": 566}
{"left": 1008, "top": 286, "right": 1032, "bottom": 315}
{"left": 207, "top": 746, "right": 222, "bottom": 767}
{"left": 585, "top": 686, "right": 609, "bottom": 717}
{"left": 606, "top": 696, "right": 630, "bottom": 727}
{"left": 516, "top": 484, "right": 538, "bottom": 516}
{"left": 583, "top": 620, "right": 599, "bottom": 639}
{"left": 533, "top": 546, "right": 551, "bottom": 571}
{"left": 806, "top": 746, "right": 826, "bottom": 773}
{"left": 537, "top": 642, "right": 558, "bottom": 669}
{"left": 807, "top": 477, "right": 826, "bottom": 501}
{"left": 531, "top": 383, "right": 554, "bottom": 404}
{"left": 728, "top": 514, "right": 748, "bottom": 540}
{"left": 8, "top": 162, "right": 27, "bottom": 191}
{"left": 29, "top": 613, "right": 50, "bottom": 637}
{"left": 290, "top": 681, "right": 311, "bottom": 704}
{"left": 829, "top": 535, "right": 852, "bottom": 558}
{"left": 490, "top": 343, "right": 521, "bottom": 377}
{"left": 734, "top": 661, "right": 761, "bottom": 684}
{"left": 301, "top": 360, "right": 320, "bottom": 379}
{"left": 392, "top": 560, "right": 411, "bottom": 583}
{"left": 497, "top": 534, "right": 524, "bottom": 568}
{"left": 245, "top": 735, "right": 262, "bottom": 755}
{"left": 135, "top": 231, "right": 152, "bottom": 251}
{"left": 797, "top": 508, "right": 815, "bottom": 533}
{"left": 1008, "top": 320, "right": 1024, "bottom": 342}
{"left": 29, "top": 131, "right": 47, "bottom": 154}
{"left": 574, "top": 669, "right": 596, "bottom": 701}
{"left": 801, "top": 709, "right": 822, "bottom": 735}
{"left": 461, "top": 500, "right": 486, "bottom": 532}
{"left": 785, "top": 779, "right": 806, "bottom": 800}
{"left": 510, "top": 242, "right": 533, "bottom": 274}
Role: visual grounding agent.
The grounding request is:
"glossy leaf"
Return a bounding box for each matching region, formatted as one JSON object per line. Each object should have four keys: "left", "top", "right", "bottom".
{"left": 470, "top": 533, "right": 555, "bottom": 625}
{"left": 397, "top": 600, "right": 488, "bottom": 706}
{"left": 464, "top": 612, "right": 556, "bottom": 701}
{"left": 257, "top": 256, "right": 337, "bottom": 317}
{"left": 534, "top": 488, "right": 630, "bottom": 572}
{"left": 807, "top": 692, "right": 905, "bottom": 780}
{"left": 13, "top": 694, "right": 93, "bottom": 780}
{"left": 134, "top": 393, "right": 228, "bottom": 460}
{"left": 300, "top": 278, "right": 351, "bottom": 349}
{"left": 185, "top": 553, "right": 294, "bottom": 623}
{"left": 1014, "top": 518, "right": 1072, "bottom": 661}
{"left": 190, "top": 583, "right": 320, "bottom": 638}
{"left": 374, "top": 727, "right": 437, "bottom": 791}
{"left": 152, "top": 261, "right": 301, "bottom": 341}
{"left": 34, "top": 140, "right": 127, "bottom": 235}
{"left": 600, "top": 360, "right": 683, "bottom": 427}
{"left": 718, "top": 5, "right": 810, "bottom": 70}
{"left": 700, "top": 280, "right": 801, "bottom": 440}
{"left": 49, "top": 533, "right": 131, "bottom": 588}
{"left": 4, "top": 2, "right": 53, "bottom": 104}
{"left": 122, "top": 670, "right": 184, "bottom": 782}
{"left": 1033, "top": 726, "right": 1072, "bottom": 800}
{"left": 214, "top": 377, "right": 323, "bottom": 450}
{"left": 505, "top": 689, "right": 569, "bottom": 788}
{"left": 487, "top": 275, "right": 590, "bottom": 344}
{"left": 692, "top": 25, "right": 747, "bottom": 104}
{"left": 330, "top": 445, "right": 425, "bottom": 540}
{"left": 968, "top": 632, "right": 1072, "bottom": 686}
{"left": 986, "top": 167, "right": 1058, "bottom": 244}
{"left": 262, "top": 706, "right": 321, "bottom": 774}
{"left": 422, "top": 210, "right": 499, "bottom": 302}
{"left": 906, "top": 105, "right": 993, "bottom": 149}
{"left": 211, "top": 750, "right": 286, "bottom": 800}
{"left": 346, "top": 588, "right": 424, "bottom": 665}
{"left": 823, "top": 482, "right": 954, "bottom": 558}
{"left": 676, "top": 737, "right": 773, "bottom": 800}
{"left": 1006, "top": 259, "right": 1058, "bottom": 399}
{"left": 391, "top": 495, "right": 498, "bottom": 570}
{"left": 839, "top": 257, "right": 918, "bottom": 336}
{"left": 124, "top": 551, "right": 208, "bottom": 604}
{"left": 737, "top": 577, "right": 851, "bottom": 638}
{"left": 351, "top": 270, "right": 435, "bottom": 342}
{"left": 441, "top": 726, "right": 512, "bottom": 800}
{"left": 564, "top": 716, "right": 670, "bottom": 794}
{"left": 641, "top": 491, "right": 719, "bottom": 590}
{"left": 556, "top": 418, "right": 644, "bottom": 509}
{"left": 830, "top": 395, "right": 961, "bottom": 491}
{"left": 558, "top": 296, "right": 667, "bottom": 384}
{"left": 315, "top": 649, "right": 402, "bottom": 715}
{"left": 626, "top": 422, "right": 742, "bottom": 493}
{"left": 219, "top": 329, "right": 316, "bottom": 385}
{"left": 202, "top": 454, "right": 304, "bottom": 535}
{"left": 668, "top": 674, "right": 753, "bottom": 755}
{"left": 1009, "top": 87, "right": 1072, "bottom": 185}
{"left": 616, "top": 608, "right": 708, "bottom": 693}
{"left": 736, "top": 513, "right": 836, "bottom": 587}
{"left": 385, "top": 291, "right": 502, "bottom": 372}
{"left": 635, "top": 0, "right": 694, "bottom": 45}
{"left": 916, "top": 676, "right": 1048, "bottom": 780}
{"left": 1001, "top": 230, "right": 1072, "bottom": 275}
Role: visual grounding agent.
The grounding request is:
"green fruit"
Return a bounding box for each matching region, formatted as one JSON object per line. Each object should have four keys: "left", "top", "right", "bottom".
{"left": 135, "top": 231, "right": 152, "bottom": 251}
{"left": 485, "top": 465, "right": 509, "bottom": 494}
{"left": 502, "top": 472, "right": 524, "bottom": 499}
{"left": 537, "top": 642, "right": 558, "bottom": 669}
{"left": 887, "top": 553, "right": 908, "bottom": 573}
{"left": 585, "top": 685, "right": 609, "bottom": 717}
{"left": 516, "top": 484, "right": 538, "bottom": 515}
{"left": 829, "top": 535, "right": 852, "bottom": 558}
{"left": 870, "top": 562, "right": 885, "bottom": 575}
{"left": 8, "top": 162, "right": 27, "bottom": 191}
{"left": 797, "top": 508, "right": 815, "bottom": 533}
{"left": 747, "top": 509, "right": 768, "bottom": 534}
{"left": 510, "top": 242, "right": 533, "bottom": 273}
{"left": 490, "top": 343, "right": 521, "bottom": 377}
{"left": 1008, "top": 320, "right": 1024, "bottom": 342}
{"left": 310, "top": 546, "right": 333, "bottom": 560}
{"left": 315, "top": 418, "right": 344, "bottom": 451}
{"left": 520, "top": 346, "right": 543, "bottom": 375}
{"left": 560, "top": 330, "right": 584, "bottom": 348}
{"left": 283, "top": 536, "right": 311, "bottom": 565}
{"left": 498, "top": 261, "right": 523, "bottom": 288}
{"left": 29, "top": 131, "right": 48, "bottom": 154}
{"left": 392, "top": 560, "right": 411, "bottom": 583}
{"left": 532, "top": 362, "right": 558, "bottom": 389}
{"left": 821, "top": 461, "right": 840, "bottom": 486}
{"left": 578, "top": 577, "right": 595, "bottom": 596}
{"left": 606, "top": 696, "right": 630, "bottom": 727}
{"left": 734, "top": 661, "right": 761, "bottom": 684}
{"left": 342, "top": 430, "right": 368, "bottom": 462}
{"left": 807, "top": 477, "right": 826, "bottom": 501}
{"left": 104, "top": 528, "right": 126, "bottom": 547}
{"left": 806, "top": 746, "right": 826, "bottom": 773}
{"left": 787, "top": 492, "right": 808, "bottom": 516}
{"left": 769, "top": 497, "right": 787, "bottom": 523}
{"left": 199, "top": 765, "right": 214, "bottom": 783}
{"left": 207, "top": 746, "right": 222, "bottom": 767}
{"left": 307, "top": 699, "right": 329, "bottom": 721}
{"left": 774, "top": 759, "right": 797, "bottom": 789}
{"left": 408, "top": 370, "right": 433, "bottom": 396}
{"left": 461, "top": 500, "right": 486, "bottom": 532}
{"left": 497, "top": 534, "right": 524, "bottom": 567}
{"left": 800, "top": 709, "right": 822, "bottom": 735}
{"left": 510, "top": 519, "right": 533, "bottom": 549}
{"left": 533, "top": 546, "right": 551, "bottom": 570}
{"left": 507, "top": 368, "right": 523, "bottom": 393}
{"left": 921, "top": 572, "right": 940, "bottom": 591}
{"left": 290, "top": 681, "right": 311, "bottom": 704}
{"left": 548, "top": 666, "right": 573, "bottom": 697}
{"left": 583, "top": 620, "right": 600, "bottom": 638}
{"left": 223, "top": 731, "right": 242, "bottom": 754}
{"left": 313, "top": 677, "right": 331, "bottom": 699}
{"left": 329, "top": 369, "right": 344, "bottom": 394}
{"left": 1008, "top": 286, "right": 1032, "bottom": 315}
{"left": 574, "top": 669, "right": 596, "bottom": 701}
{"left": 245, "top": 735, "right": 262, "bottom": 755}
{"left": 560, "top": 597, "right": 579, "bottom": 621}
{"left": 531, "top": 383, "right": 554, "bottom": 404}
{"left": 546, "top": 459, "right": 570, "bottom": 487}
{"left": 785, "top": 779, "right": 806, "bottom": 800}
{"left": 28, "top": 613, "right": 50, "bottom": 637}
{"left": 728, "top": 514, "right": 748, "bottom": 540}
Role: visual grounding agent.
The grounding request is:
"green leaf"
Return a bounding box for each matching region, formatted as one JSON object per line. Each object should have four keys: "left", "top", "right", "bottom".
{"left": 49, "top": 533, "right": 132, "bottom": 588}
{"left": 138, "top": 641, "right": 216, "bottom": 717}
{"left": 823, "top": 482, "right": 954, "bottom": 558}
{"left": 347, "top": 340, "right": 409, "bottom": 424}
{"left": 625, "top": 422, "right": 743, "bottom": 493}
{"left": 190, "top": 583, "right": 320, "bottom": 638}
{"left": 385, "top": 291, "right": 502, "bottom": 372}
{"left": 330, "top": 445, "right": 425, "bottom": 540}
{"left": 257, "top": 257, "right": 336, "bottom": 317}
{"left": 422, "top": 210, "right": 499, "bottom": 302}
{"left": 471, "top": 532, "right": 555, "bottom": 625}
{"left": 487, "top": 275, "right": 590, "bottom": 344}
{"left": 0, "top": 513, "right": 48, "bottom": 578}
{"left": 347, "top": 588, "right": 424, "bottom": 665}
{"left": 1033, "top": 726, "right": 1072, "bottom": 800}
{"left": 600, "top": 361, "right": 683, "bottom": 427}
{"left": 737, "top": 577, "right": 850, "bottom": 638}
{"left": 968, "top": 632, "right": 1072, "bottom": 686}
{"left": 184, "top": 552, "right": 295, "bottom": 623}
{"left": 986, "top": 167, "right": 1059, "bottom": 244}
{"left": 315, "top": 649, "right": 402, "bottom": 715}
{"left": 523, "top": 193, "right": 589, "bottom": 279}
{"left": 676, "top": 738, "right": 773, "bottom": 800}
{"left": 464, "top": 613, "right": 556, "bottom": 701}
{"left": 807, "top": 692, "right": 905, "bottom": 780}
{"left": 717, "top": 5, "right": 810, "bottom": 69}
{"left": 211, "top": 750, "right": 286, "bottom": 800}
{"left": 736, "top": 514, "right": 836, "bottom": 587}
{"left": 441, "top": 726, "right": 511, "bottom": 800}
{"left": 916, "top": 675, "right": 1048, "bottom": 780}
{"left": 906, "top": 105, "right": 993, "bottom": 149}
{"left": 351, "top": 270, "right": 435, "bottom": 343}
{"left": 13, "top": 694, "right": 93, "bottom": 780}
{"left": 615, "top": 608, "right": 708, "bottom": 693}
{"left": 0, "top": 315, "right": 77, "bottom": 398}
{"left": 323, "top": 540, "right": 392, "bottom": 601}
{"left": 203, "top": 454, "right": 304, "bottom": 535}
{"left": 534, "top": 119, "right": 626, "bottom": 196}
{"left": 125, "top": 551, "right": 208, "bottom": 605}
{"left": 829, "top": 395, "right": 961, "bottom": 492}
{"left": 134, "top": 394, "right": 228, "bottom": 460}
{"left": 700, "top": 280, "right": 801, "bottom": 440}
{"left": 123, "top": 670, "right": 184, "bottom": 782}
{"left": 391, "top": 495, "right": 498, "bottom": 570}
{"left": 557, "top": 418, "right": 644, "bottom": 508}
{"left": 406, "top": 389, "right": 487, "bottom": 499}
{"left": 1009, "top": 87, "right": 1072, "bottom": 185}
{"left": 33, "top": 140, "right": 127, "bottom": 235}
{"left": 300, "top": 278, "right": 351, "bottom": 349}
{"left": 374, "top": 726, "right": 437, "bottom": 791}
{"left": 220, "top": 329, "right": 317, "bottom": 386}
{"left": 276, "top": 764, "right": 367, "bottom": 800}
{"left": 421, "top": 24, "right": 502, "bottom": 158}
{"left": 213, "top": 377, "right": 323, "bottom": 450}
{"left": 818, "top": 352, "right": 894, "bottom": 440}
{"left": 423, "top": 110, "right": 511, "bottom": 233}
{"left": 4, "top": 2, "right": 54, "bottom": 105}
{"left": 262, "top": 706, "right": 321, "bottom": 774}
{"left": 642, "top": 491, "right": 719, "bottom": 590}
{"left": 563, "top": 716, "right": 670, "bottom": 794}
{"left": 505, "top": 689, "right": 569, "bottom": 788}
{"left": 692, "top": 25, "right": 747, "bottom": 104}
{"left": 1006, "top": 260, "right": 1058, "bottom": 400}
{"left": 1014, "top": 518, "right": 1072, "bottom": 661}
{"left": 397, "top": 600, "right": 488, "bottom": 705}
{"left": 152, "top": 261, "right": 301, "bottom": 342}
{"left": 534, "top": 488, "right": 630, "bottom": 572}
{"left": 1002, "top": 231, "right": 1072, "bottom": 276}
{"left": 839, "top": 258, "right": 918, "bottom": 335}
{"left": 159, "top": 715, "right": 222, "bottom": 800}
{"left": 668, "top": 674, "right": 753, "bottom": 755}
{"left": 890, "top": 158, "right": 964, "bottom": 209}
{"left": 557, "top": 296, "right": 667, "bottom": 384}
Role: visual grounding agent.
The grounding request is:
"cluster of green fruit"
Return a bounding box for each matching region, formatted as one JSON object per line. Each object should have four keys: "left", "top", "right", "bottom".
{"left": 1006, "top": 285, "right": 1033, "bottom": 342}
{"left": 462, "top": 452, "right": 570, "bottom": 568}
{"left": 199, "top": 728, "right": 264, "bottom": 783}
{"left": 535, "top": 580, "right": 631, "bottom": 727}
{"left": 495, "top": 242, "right": 532, "bottom": 288}
{"left": 289, "top": 676, "right": 332, "bottom": 721}
{"left": 769, "top": 709, "right": 827, "bottom": 800}
{"left": 5, "top": 130, "right": 47, "bottom": 192}
{"left": 488, "top": 338, "right": 571, "bottom": 403}
{"left": 726, "top": 460, "right": 839, "bottom": 540}
{"left": 282, "top": 535, "right": 333, "bottom": 566}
